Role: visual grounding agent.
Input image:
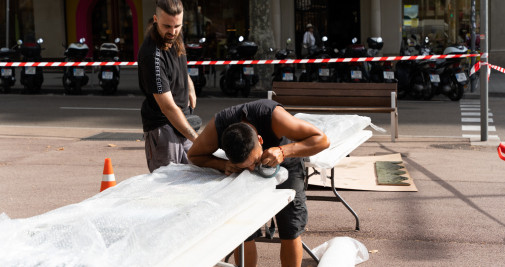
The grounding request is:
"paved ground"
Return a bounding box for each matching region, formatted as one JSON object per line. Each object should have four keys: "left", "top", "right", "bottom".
{"left": 1, "top": 67, "right": 505, "bottom": 266}
{"left": 1, "top": 115, "right": 504, "bottom": 267}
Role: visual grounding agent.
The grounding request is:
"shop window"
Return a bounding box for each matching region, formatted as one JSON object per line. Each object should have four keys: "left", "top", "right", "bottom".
{"left": 182, "top": 0, "right": 250, "bottom": 60}
{"left": 91, "top": 0, "right": 133, "bottom": 61}
{"left": 0, "top": 0, "right": 35, "bottom": 48}
{"left": 402, "top": 0, "right": 480, "bottom": 54}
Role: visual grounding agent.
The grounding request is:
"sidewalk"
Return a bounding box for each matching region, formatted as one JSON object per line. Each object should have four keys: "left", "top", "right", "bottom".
{"left": 1, "top": 113, "right": 504, "bottom": 266}
{"left": 1, "top": 67, "right": 505, "bottom": 266}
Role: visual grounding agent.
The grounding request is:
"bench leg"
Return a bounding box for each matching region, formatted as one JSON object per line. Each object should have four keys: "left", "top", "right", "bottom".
{"left": 391, "top": 110, "right": 398, "bottom": 142}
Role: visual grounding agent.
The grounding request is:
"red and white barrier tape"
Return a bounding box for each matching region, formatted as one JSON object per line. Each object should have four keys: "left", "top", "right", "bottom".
{"left": 469, "top": 61, "right": 505, "bottom": 81}
{"left": 0, "top": 53, "right": 482, "bottom": 67}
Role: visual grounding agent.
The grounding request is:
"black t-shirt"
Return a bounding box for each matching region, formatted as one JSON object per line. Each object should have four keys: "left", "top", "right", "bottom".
{"left": 215, "top": 99, "right": 281, "bottom": 150}
{"left": 138, "top": 34, "right": 189, "bottom": 132}
{"left": 215, "top": 99, "right": 302, "bottom": 168}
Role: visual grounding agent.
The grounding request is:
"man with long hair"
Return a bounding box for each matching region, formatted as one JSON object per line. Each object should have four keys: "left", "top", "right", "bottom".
{"left": 138, "top": 0, "right": 198, "bottom": 172}
{"left": 188, "top": 99, "right": 330, "bottom": 267}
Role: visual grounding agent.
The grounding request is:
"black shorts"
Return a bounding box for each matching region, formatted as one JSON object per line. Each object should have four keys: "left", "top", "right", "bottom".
{"left": 245, "top": 157, "right": 307, "bottom": 241}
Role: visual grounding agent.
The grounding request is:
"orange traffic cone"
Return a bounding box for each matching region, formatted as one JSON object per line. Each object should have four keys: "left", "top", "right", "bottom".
{"left": 100, "top": 158, "right": 116, "bottom": 192}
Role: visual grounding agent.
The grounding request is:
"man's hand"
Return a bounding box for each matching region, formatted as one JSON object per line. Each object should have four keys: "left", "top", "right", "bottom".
{"left": 261, "top": 146, "right": 284, "bottom": 167}
{"left": 188, "top": 74, "right": 196, "bottom": 109}
{"left": 224, "top": 161, "right": 245, "bottom": 176}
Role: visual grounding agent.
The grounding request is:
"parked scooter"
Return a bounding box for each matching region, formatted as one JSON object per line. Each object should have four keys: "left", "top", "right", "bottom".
{"left": 0, "top": 45, "right": 18, "bottom": 94}
{"left": 299, "top": 36, "right": 336, "bottom": 82}
{"left": 395, "top": 35, "right": 432, "bottom": 99}
{"left": 367, "top": 37, "right": 395, "bottom": 83}
{"left": 62, "top": 38, "right": 89, "bottom": 95}
{"left": 272, "top": 38, "right": 297, "bottom": 83}
{"left": 340, "top": 37, "right": 369, "bottom": 83}
{"left": 18, "top": 38, "right": 44, "bottom": 93}
{"left": 428, "top": 44, "right": 468, "bottom": 101}
{"left": 186, "top": 37, "right": 207, "bottom": 96}
{"left": 220, "top": 36, "right": 259, "bottom": 97}
{"left": 97, "top": 38, "right": 121, "bottom": 95}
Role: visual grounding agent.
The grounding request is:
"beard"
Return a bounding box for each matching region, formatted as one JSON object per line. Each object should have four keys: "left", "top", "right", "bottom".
{"left": 163, "top": 33, "right": 176, "bottom": 45}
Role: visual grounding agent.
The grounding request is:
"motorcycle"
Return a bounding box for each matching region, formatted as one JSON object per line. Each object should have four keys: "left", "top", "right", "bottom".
{"left": 0, "top": 45, "right": 18, "bottom": 94}
{"left": 220, "top": 36, "right": 259, "bottom": 97}
{"left": 97, "top": 38, "right": 121, "bottom": 95}
{"left": 340, "top": 37, "right": 369, "bottom": 83}
{"left": 62, "top": 38, "right": 89, "bottom": 95}
{"left": 428, "top": 44, "right": 468, "bottom": 101}
{"left": 395, "top": 35, "right": 432, "bottom": 99}
{"left": 367, "top": 37, "right": 395, "bottom": 83}
{"left": 272, "top": 38, "right": 297, "bottom": 83}
{"left": 299, "top": 36, "right": 337, "bottom": 82}
{"left": 18, "top": 38, "right": 44, "bottom": 93}
{"left": 186, "top": 37, "right": 207, "bottom": 96}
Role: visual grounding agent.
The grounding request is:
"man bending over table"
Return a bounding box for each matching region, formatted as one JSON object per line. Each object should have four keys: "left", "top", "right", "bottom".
{"left": 188, "top": 99, "right": 329, "bottom": 267}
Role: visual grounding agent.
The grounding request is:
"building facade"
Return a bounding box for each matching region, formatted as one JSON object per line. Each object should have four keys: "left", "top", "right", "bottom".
{"left": 1, "top": 0, "right": 504, "bottom": 65}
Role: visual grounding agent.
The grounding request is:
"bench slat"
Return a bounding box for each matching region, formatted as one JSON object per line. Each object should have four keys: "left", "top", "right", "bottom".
{"left": 272, "top": 81, "right": 397, "bottom": 90}
{"left": 283, "top": 106, "right": 395, "bottom": 113}
{"left": 273, "top": 96, "right": 391, "bottom": 107}
{"left": 272, "top": 88, "right": 394, "bottom": 97}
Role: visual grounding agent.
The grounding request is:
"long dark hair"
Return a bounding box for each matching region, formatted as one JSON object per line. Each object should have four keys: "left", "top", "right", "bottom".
{"left": 151, "top": 0, "right": 186, "bottom": 56}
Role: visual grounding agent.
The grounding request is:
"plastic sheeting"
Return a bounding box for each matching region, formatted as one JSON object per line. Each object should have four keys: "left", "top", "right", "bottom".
{"left": 295, "top": 114, "right": 374, "bottom": 169}
{"left": 312, "top": 236, "right": 369, "bottom": 266}
{"left": 0, "top": 164, "right": 288, "bottom": 267}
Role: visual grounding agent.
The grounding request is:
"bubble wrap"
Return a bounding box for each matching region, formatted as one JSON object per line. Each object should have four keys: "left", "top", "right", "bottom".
{"left": 0, "top": 164, "right": 288, "bottom": 267}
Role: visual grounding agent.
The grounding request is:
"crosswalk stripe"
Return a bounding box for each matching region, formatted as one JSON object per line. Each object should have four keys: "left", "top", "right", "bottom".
{"left": 462, "top": 125, "right": 496, "bottom": 131}
{"left": 462, "top": 117, "right": 494, "bottom": 123}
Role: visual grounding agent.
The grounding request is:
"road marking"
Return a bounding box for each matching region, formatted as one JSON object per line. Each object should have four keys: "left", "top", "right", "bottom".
{"left": 460, "top": 100, "right": 500, "bottom": 142}
{"left": 60, "top": 107, "right": 140, "bottom": 111}
{"left": 462, "top": 117, "right": 493, "bottom": 123}
{"left": 461, "top": 112, "right": 493, "bottom": 116}
{"left": 462, "top": 125, "right": 496, "bottom": 131}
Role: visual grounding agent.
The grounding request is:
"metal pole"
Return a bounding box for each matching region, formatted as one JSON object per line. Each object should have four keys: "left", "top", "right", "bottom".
{"left": 470, "top": 0, "right": 477, "bottom": 92}
{"left": 5, "top": 0, "right": 9, "bottom": 47}
{"left": 480, "top": 0, "right": 489, "bottom": 141}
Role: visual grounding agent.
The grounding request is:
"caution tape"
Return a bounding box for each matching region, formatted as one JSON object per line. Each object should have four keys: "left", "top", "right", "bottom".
{"left": 469, "top": 61, "right": 505, "bottom": 81}
{"left": 0, "top": 53, "right": 482, "bottom": 67}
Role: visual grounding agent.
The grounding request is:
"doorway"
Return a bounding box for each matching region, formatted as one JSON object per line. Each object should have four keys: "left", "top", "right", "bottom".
{"left": 91, "top": 0, "right": 134, "bottom": 61}
{"left": 295, "top": 0, "right": 361, "bottom": 56}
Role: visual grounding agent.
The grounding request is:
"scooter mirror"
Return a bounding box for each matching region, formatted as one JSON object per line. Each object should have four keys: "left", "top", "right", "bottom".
{"left": 37, "top": 38, "right": 44, "bottom": 44}
{"left": 238, "top": 36, "right": 244, "bottom": 42}
{"left": 322, "top": 36, "right": 328, "bottom": 42}
{"left": 114, "top": 38, "right": 120, "bottom": 43}
{"left": 17, "top": 39, "right": 23, "bottom": 45}
{"left": 79, "top": 38, "right": 86, "bottom": 44}
{"left": 199, "top": 37, "right": 206, "bottom": 43}
{"left": 334, "top": 48, "right": 339, "bottom": 54}
{"left": 352, "top": 37, "right": 358, "bottom": 44}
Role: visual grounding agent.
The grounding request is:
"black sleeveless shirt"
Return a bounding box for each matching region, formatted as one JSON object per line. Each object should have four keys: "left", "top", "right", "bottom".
{"left": 215, "top": 99, "right": 281, "bottom": 150}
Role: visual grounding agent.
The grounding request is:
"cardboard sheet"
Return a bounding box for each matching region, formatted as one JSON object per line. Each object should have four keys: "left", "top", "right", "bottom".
{"left": 308, "top": 153, "right": 418, "bottom": 192}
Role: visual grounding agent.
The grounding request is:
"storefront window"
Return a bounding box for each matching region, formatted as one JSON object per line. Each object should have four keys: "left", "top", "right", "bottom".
{"left": 0, "top": 0, "right": 35, "bottom": 48}
{"left": 183, "top": 0, "right": 250, "bottom": 59}
{"left": 402, "top": 0, "right": 480, "bottom": 54}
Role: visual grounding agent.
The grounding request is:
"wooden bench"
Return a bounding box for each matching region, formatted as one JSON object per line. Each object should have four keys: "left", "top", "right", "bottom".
{"left": 269, "top": 82, "right": 398, "bottom": 142}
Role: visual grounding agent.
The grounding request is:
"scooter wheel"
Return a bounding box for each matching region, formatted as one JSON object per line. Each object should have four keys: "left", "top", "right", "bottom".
{"left": 448, "top": 83, "right": 464, "bottom": 101}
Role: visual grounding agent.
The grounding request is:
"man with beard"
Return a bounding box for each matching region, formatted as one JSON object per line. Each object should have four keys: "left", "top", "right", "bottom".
{"left": 138, "top": 0, "right": 198, "bottom": 172}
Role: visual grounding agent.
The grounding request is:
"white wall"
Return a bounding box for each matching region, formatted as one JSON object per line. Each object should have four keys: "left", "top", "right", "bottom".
{"left": 33, "top": 1, "right": 66, "bottom": 58}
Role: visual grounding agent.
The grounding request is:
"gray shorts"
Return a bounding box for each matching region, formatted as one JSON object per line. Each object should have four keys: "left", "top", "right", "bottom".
{"left": 144, "top": 124, "right": 192, "bottom": 172}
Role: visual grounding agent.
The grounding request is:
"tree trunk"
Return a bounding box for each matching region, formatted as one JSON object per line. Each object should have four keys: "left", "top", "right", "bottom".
{"left": 249, "top": 0, "right": 275, "bottom": 91}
